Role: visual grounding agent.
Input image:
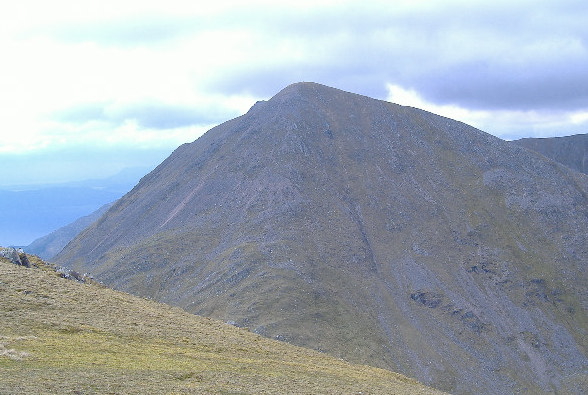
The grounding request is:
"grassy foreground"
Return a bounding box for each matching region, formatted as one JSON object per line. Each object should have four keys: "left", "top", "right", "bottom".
{"left": 0, "top": 256, "right": 444, "bottom": 394}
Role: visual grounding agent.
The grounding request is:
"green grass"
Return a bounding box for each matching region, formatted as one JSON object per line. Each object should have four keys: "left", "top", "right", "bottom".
{"left": 0, "top": 257, "right": 444, "bottom": 394}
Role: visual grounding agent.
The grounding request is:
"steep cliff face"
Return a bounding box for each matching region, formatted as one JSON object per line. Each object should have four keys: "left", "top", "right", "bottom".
{"left": 56, "top": 82, "right": 588, "bottom": 394}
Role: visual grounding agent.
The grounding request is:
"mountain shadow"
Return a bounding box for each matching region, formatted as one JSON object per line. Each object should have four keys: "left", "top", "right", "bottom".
{"left": 55, "top": 82, "right": 588, "bottom": 394}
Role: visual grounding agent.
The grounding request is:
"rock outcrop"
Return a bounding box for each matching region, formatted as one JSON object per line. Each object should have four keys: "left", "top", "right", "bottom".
{"left": 0, "top": 247, "right": 30, "bottom": 267}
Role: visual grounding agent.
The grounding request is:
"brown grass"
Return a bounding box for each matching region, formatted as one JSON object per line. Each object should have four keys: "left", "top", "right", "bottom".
{"left": 0, "top": 258, "right": 445, "bottom": 394}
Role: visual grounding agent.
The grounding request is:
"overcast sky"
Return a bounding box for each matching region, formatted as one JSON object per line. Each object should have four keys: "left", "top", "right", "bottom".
{"left": 1, "top": 0, "right": 587, "bottom": 186}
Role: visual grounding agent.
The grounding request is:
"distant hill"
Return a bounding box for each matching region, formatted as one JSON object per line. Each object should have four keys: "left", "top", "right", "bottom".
{"left": 513, "top": 133, "right": 588, "bottom": 175}
{"left": 0, "top": 252, "right": 441, "bottom": 394}
{"left": 25, "top": 202, "right": 114, "bottom": 260}
{"left": 0, "top": 167, "right": 149, "bottom": 246}
{"left": 56, "top": 82, "right": 588, "bottom": 394}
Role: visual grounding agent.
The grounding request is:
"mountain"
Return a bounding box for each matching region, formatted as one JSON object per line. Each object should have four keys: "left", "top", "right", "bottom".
{"left": 0, "top": 252, "right": 441, "bottom": 394}
{"left": 512, "top": 133, "right": 588, "bottom": 175}
{"left": 55, "top": 82, "right": 588, "bottom": 394}
{"left": 0, "top": 167, "right": 149, "bottom": 247}
{"left": 25, "top": 202, "right": 114, "bottom": 260}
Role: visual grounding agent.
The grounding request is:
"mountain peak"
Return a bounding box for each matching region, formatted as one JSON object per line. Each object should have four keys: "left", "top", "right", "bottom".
{"left": 267, "top": 81, "right": 369, "bottom": 107}
{"left": 273, "top": 81, "right": 332, "bottom": 97}
{"left": 56, "top": 83, "right": 588, "bottom": 394}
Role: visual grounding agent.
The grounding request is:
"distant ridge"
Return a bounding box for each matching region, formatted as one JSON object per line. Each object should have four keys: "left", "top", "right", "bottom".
{"left": 513, "top": 133, "right": 588, "bottom": 175}
{"left": 56, "top": 82, "right": 588, "bottom": 394}
{"left": 0, "top": 166, "right": 149, "bottom": 246}
{"left": 26, "top": 202, "right": 114, "bottom": 260}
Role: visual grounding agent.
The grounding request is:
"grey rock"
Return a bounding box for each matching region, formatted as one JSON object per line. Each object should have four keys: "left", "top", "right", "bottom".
{"left": 0, "top": 247, "right": 30, "bottom": 267}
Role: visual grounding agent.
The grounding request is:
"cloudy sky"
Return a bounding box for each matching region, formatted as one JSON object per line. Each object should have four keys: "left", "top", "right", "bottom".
{"left": 1, "top": 0, "right": 587, "bottom": 186}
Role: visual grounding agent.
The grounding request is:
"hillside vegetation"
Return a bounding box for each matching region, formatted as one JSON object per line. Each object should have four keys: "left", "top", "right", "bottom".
{"left": 0, "top": 254, "right": 443, "bottom": 394}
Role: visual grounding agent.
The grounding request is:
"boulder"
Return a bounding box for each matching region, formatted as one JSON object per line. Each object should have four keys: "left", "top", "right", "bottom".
{"left": 0, "top": 247, "right": 31, "bottom": 267}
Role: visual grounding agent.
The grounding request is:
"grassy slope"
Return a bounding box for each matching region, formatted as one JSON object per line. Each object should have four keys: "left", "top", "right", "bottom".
{"left": 0, "top": 257, "right": 444, "bottom": 395}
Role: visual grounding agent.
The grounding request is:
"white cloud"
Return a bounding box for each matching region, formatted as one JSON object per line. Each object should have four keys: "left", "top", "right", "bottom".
{"left": 386, "top": 84, "right": 588, "bottom": 139}
{"left": 0, "top": 28, "right": 260, "bottom": 153}
{"left": 0, "top": 0, "right": 586, "bottom": 181}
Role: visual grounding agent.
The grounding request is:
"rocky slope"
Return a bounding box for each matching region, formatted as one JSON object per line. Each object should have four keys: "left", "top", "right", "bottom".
{"left": 1, "top": 251, "right": 441, "bottom": 394}
{"left": 513, "top": 133, "right": 588, "bottom": 175}
{"left": 55, "top": 82, "right": 588, "bottom": 394}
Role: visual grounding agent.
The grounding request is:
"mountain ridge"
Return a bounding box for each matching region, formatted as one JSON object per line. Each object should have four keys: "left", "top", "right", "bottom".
{"left": 513, "top": 133, "right": 588, "bottom": 175}
{"left": 56, "top": 82, "right": 588, "bottom": 394}
{"left": 25, "top": 202, "right": 114, "bottom": 259}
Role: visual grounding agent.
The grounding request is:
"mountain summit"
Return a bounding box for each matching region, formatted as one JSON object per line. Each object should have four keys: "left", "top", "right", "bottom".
{"left": 56, "top": 82, "right": 588, "bottom": 394}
